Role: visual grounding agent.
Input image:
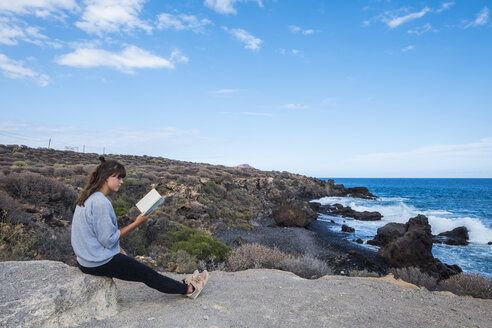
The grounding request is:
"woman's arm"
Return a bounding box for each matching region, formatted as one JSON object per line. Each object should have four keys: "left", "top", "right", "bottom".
{"left": 119, "top": 211, "right": 153, "bottom": 240}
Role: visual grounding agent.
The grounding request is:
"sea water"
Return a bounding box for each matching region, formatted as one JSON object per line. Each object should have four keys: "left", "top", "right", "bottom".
{"left": 314, "top": 178, "right": 492, "bottom": 277}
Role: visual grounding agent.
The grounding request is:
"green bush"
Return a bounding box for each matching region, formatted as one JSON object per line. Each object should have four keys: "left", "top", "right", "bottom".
{"left": 168, "top": 225, "right": 231, "bottom": 261}
{"left": 11, "top": 161, "right": 28, "bottom": 169}
{"left": 112, "top": 197, "right": 134, "bottom": 216}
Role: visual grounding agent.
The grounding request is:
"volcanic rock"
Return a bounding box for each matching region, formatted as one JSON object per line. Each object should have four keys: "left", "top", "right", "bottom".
{"left": 367, "top": 223, "right": 406, "bottom": 246}
{"left": 315, "top": 203, "right": 382, "bottom": 221}
{"left": 274, "top": 199, "right": 318, "bottom": 227}
{"left": 433, "top": 226, "right": 469, "bottom": 246}
{"left": 374, "top": 215, "right": 462, "bottom": 280}
{"left": 341, "top": 225, "right": 355, "bottom": 233}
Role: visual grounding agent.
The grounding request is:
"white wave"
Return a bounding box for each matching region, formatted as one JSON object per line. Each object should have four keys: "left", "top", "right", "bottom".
{"left": 422, "top": 209, "right": 453, "bottom": 215}
{"left": 379, "top": 197, "right": 410, "bottom": 202}
{"left": 428, "top": 216, "right": 492, "bottom": 244}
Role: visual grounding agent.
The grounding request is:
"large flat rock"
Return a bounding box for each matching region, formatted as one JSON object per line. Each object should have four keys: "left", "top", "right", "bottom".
{"left": 82, "top": 269, "right": 490, "bottom": 328}
{"left": 0, "top": 260, "right": 117, "bottom": 327}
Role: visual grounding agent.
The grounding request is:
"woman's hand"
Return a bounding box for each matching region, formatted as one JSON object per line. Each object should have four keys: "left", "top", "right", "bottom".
{"left": 135, "top": 210, "right": 154, "bottom": 225}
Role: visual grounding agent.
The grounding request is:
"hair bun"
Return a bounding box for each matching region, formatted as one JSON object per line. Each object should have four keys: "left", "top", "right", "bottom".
{"left": 99, "top": 156, "right": 106, "bottom": 163}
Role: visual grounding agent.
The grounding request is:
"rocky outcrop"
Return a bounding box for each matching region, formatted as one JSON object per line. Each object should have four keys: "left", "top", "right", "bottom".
{"left": 371, "top": 215, "right": 462, "bottom": 279}
{"left": 0, "top": 260, "right": 117, "bottom": 327}
{"left": 313, "top": 203, "right": 382, "bottom": 221}
{"left": 331, "top": 184, "right": 377, "bottom": 199}
{"left": 274, "top": 200, "right": 318, "bottom": 227}
{"left": 433, "top": 227, "right": 469, "bottom": 246}
{"left": 367, "top": 223, "right": 406, "bottom": 246}
{"left": 341, "top": 225, "right": 355, "bottom": 232}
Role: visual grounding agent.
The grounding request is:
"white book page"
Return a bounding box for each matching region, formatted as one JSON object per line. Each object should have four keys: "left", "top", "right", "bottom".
{"left": 136, "top": 189, "right": 162, "bottom": 213}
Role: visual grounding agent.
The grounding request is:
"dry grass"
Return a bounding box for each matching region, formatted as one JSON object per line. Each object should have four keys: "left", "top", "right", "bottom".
{"left": 281, "top": 254, "right": 332, "bottom": 279}
{"left": 227, "top": 243, "right": 288, "bottom": 271}
{"left": 438, "top": 273, "right": 492, "bottom": 299}
{"left": 390, "top": 266, "right": 438, "bottom": 290}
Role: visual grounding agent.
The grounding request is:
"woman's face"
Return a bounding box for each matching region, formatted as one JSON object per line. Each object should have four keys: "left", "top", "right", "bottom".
{"left": 106, "top": 174, "right": 124, "bottom": 192}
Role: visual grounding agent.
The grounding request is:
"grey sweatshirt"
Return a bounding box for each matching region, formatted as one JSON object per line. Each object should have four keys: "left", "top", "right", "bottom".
{"left": 71, "top": 192, "right": 120, "bottom": 267}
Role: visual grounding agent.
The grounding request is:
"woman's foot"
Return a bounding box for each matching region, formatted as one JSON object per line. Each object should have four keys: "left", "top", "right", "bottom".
{"left": 186, "top": 270, "right": 209, "bottom": 299}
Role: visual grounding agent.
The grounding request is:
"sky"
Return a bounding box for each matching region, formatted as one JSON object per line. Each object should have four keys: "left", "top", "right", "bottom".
{"left": 0, "top": 0, "right": 491, "bottom": 178}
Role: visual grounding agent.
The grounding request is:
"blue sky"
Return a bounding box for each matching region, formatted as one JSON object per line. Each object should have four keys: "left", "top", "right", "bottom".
{"left": 0, "top": 0, "right": 491, "bottom": 178}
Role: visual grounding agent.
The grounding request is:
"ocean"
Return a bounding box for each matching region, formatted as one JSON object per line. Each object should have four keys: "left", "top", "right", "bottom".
{"left": 314, "top": 178, "right": 492, "bottom": 277}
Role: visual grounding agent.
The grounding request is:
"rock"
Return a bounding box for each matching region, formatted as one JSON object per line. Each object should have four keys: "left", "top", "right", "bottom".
{"left": 375, "top": 215, "right": 462, "bottom": 280}
{"left": 331, "top": 185, "right": 378, "bottom": 199}
{"left": 367, "top": 223, "right": 406, "bottom": 246}
{"left": 489, "top": 241, "right": 492, "bottom": 245}
{"left": 0, "top": 260, "right": 117, "bottom": 327}
{"left": 317, "top": 204, "right": 382, "bottom": 221}
{"left": 274, "top": 200, "right": 318, "bottom": 227}
{"left": 433, "top": 227, "right": 469, "bottom": 246}
{"left": 342, "top": 225, "right": 355, "bottom": 233}
{"left": 355, "top": 238, "right": 363, "bottom": 244}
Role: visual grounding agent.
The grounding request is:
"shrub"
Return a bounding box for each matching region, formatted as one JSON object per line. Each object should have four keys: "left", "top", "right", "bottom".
{"left": 11, "top": 161, "right": 29, "bottom": 169}
{"left": 281, "top": 254, "right": 332, "bottom": 279}
{"left": 112, "top": 197, "right": 134, "bottom": 216}
{"left": 0, "top": 218, "right": 36, "bottom": 261}
{"left": 169, "top": 225, "right": 231, "bottom": 261}
{"left": 0, "top": 172, "right": 77, "bottom": 216}
{"left": 158, "top": 249, "right": 198, "bottom": 273}
{"left": 437, "top": 273, "right": 492, "bottom": 299}
{"left": 227, "top": 243, "right": 287, "bottom": 271}
{"left": 350, "top": 269, "right": 380, "bottom": 278}
{"left": 390, "top": 266, "right": 438, "bottom": 290}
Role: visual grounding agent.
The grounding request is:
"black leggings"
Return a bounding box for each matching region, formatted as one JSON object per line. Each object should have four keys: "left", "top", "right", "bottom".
{"left": 78, "top": 253, "right": 188, "bottom": 295}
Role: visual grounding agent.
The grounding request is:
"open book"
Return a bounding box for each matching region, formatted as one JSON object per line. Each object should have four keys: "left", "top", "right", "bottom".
{"left": 136, "top": 188, "right": 164, "bottom": 216}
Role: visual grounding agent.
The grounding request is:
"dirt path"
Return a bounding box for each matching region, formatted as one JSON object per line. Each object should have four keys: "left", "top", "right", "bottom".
{"left": 80, "top": 269, "right": 491, "bottom": 328}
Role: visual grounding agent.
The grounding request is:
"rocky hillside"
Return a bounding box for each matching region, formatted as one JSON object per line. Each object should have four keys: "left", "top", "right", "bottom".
{"left": 0, "top": 144, "right": 371, "bottom": 269}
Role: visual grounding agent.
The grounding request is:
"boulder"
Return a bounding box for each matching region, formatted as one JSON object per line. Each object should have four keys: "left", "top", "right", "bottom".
{"left": 374, "top": 215, "right": 462, "bottom": 280}
{"left": 0, "top": 260, "right": 117, "bottom": 327}
{"left": 341, "top": 225, "right": 355, "bottom": 233}
{"left": 367, "top": 223, "right": 406, "bottom": 246}
{"left": 274, "top": 200, "right": 318, "bottom": 227}
{"left": 316, "top": 203, "right": 382, "bottom": 221}
{"left": 433, "top": 226, "right": 469, "bottom": 246}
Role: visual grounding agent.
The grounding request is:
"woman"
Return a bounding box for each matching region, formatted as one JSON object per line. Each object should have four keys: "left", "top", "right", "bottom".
{"left": 71, "top": 156, "right": 208, "bottom": 299}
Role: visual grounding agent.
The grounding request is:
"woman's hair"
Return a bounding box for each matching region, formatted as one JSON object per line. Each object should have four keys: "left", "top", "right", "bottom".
{"left": 76, "top": 156, "right": 126, "bottom": 206}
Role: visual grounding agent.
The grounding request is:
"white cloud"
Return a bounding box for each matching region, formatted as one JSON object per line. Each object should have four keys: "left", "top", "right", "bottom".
{"left": 214, "top": 88, "right": 239, "bottom": 94}
{"left": 436, "top": 1, "right": 455, "bottom": 13}
{"left": 408, "top": 23, "right": 434, "bottom": 35}
{"left": 385, "top": 7, "right": 430, "bottom": 29}
{"left": 156, "top": 13, "right": 211, "bottom": 32}
{"left": 75, "top": 0, "right": 152, "bottom": 35}
{"left": 56, "top": 45, "right": 187, "bottom": 73}
{"left": 0, "top": 0, "right": 79, "bottom": 18}
{"left": 204, "top": 0, "right": 263, "bottom": 15}
{"left": 0, "top": 17, "right": 52, "bottom": 46}
{"left": 401, "top": 45, "right": 415, "bottom": 52}
{"left": 289, "top": 25, "right": 314, "bottom": 35}
{"left": 225, "top": 27, "right": 261, "bottom": 51}
{"left": 465, "top": 7, "right": 489, "bottom": 28}
{"left": 0, "top": 53, "right": 49, "bottom": 86}
{"left": 280, "top": 103, "right": 308, "bottom": 110}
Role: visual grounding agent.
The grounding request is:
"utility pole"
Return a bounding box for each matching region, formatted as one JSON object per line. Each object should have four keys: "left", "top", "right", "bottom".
{"left": 48, "top": 138, "right": 51, "bottom": 149}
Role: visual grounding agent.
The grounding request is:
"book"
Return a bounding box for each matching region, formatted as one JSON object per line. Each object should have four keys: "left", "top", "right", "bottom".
{"left": 136, "top": 189, "right": 164, "bottom": 216}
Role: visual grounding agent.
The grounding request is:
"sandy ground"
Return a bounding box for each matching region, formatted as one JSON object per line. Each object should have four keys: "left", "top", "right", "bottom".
{"left": 79, "top": 269, "right": 491, "bottom": 328}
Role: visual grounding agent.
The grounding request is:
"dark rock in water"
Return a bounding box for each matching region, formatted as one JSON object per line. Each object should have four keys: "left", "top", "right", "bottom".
{"left": 330, "top": 220, "right": 335, "bottom": 223}
{"left": 489, "top": 241, "right": 492, "bottom": 245}
{"left": 332, "top": 185, "right": 378, "bottom": 199}
{"left": 367, "top": 223, "right": 406, "bottom": 246}
{"left": 274, "top": 199, "right": 317, "bottom": 227}
{"left": 375, "top": 214, "right": 462, "bottom": 280}
{"left": 341, "top": 225, "right": 355, "bottom": 233}
{"left": 316, "top": 203, "right": 382, "bottom": 221}
{"left": 433, "top": 226, "right": 469, "bottom": 246}
{"left": 355, "top": 238, "right": 363, "bottom": 244}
